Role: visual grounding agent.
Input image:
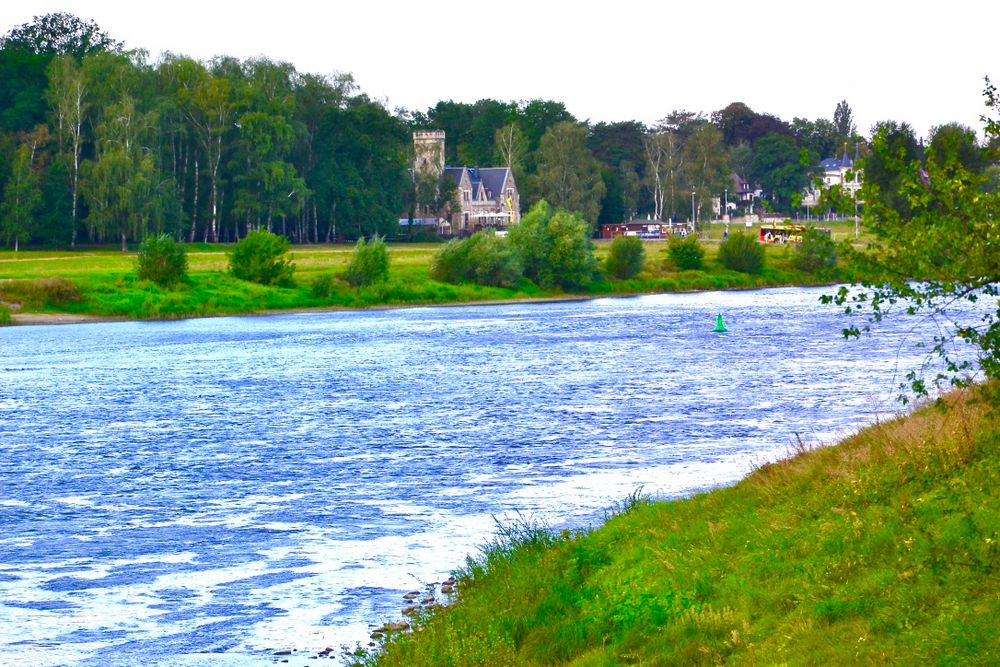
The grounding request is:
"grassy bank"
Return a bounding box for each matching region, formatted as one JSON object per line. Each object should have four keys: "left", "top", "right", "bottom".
{"left": 354, "top": 389, "right": 999, "bottom": 665}
{"left": 0, "top": 237, "right": 852, "bottom": 322}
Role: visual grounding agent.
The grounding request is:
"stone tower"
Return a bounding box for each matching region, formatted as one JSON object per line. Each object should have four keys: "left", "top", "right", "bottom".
{"left": 413, "top": 130, "right": 446, "bottom": 178}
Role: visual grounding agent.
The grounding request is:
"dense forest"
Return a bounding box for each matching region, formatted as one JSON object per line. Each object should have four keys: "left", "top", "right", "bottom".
{"left": 1, "top": 13, "right": 995, "bottom": 250}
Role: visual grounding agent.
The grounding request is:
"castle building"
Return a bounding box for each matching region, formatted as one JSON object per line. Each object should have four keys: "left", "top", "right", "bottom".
{"left": 411, "top": 131, "right": 520, "bottom": 236}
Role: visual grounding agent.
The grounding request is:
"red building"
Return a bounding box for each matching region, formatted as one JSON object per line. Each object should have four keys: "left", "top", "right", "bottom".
{"left": 600, "top": 222, "right": 688, "bottom": 240}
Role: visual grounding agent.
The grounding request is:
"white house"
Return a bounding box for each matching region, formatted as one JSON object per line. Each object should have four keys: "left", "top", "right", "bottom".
{"left": 802, "top": 145, "right": 862, "bottom": 212}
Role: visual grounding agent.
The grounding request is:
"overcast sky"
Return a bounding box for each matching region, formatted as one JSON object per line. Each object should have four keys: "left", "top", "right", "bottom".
{"left": 3, "top": 1, "right": 997, "bottom": 141}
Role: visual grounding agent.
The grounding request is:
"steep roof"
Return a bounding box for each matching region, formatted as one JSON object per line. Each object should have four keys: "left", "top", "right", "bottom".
{"left": 820, "top": 144, "right": 859, "bottom": 171}
{"left": 443, "top": 167, "right": 466, "bottom": 186}
{"left": 477, "top": 168, "right": 510, "bottom": 200}
{"left": 443, "top": 166, "right": 512, "bottom": 201}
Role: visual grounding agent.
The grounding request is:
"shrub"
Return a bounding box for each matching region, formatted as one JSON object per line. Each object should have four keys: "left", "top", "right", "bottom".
{"left": 718, "top": 232, "right": 766, "bottom": 274}
{"left": 311, "top": 273, "right": 338, "bottom": 298}
{"left": 793, "top": 227, "right": 838, "bottom": 273}
{"left": 136, "top": 234, "right": 188, "bottom": 287}
{"left": 430, "top": 231, "right": 523, "bottom": 288}
{"left": 667, "top": 234, "right": 705, "bottom": 271}
{"left": 0, "top": 277, "right": 81, "bottom": 306}
{"left": 429, "top": 238, "right": 472, "bottom": 284}
{"left": 605, "top": 235, "right": 645, "bottom": 279}
{"left": 343, "top": 235, "right": 390, "bottom": 287}
{"left": 466, "top": 231, "right": 523, "bottom": 288}
{"left": 228, "top": 229, "right": 295, "bottom": 287}
{"left": 0, "top": 303, "right": 12, "bottom": 326}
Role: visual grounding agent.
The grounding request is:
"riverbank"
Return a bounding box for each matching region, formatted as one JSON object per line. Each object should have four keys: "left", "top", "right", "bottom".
{"left": 355, "top": 387, "right": 1000, "bottom": 666}
{"left": 0, "top": 240, "right": 851, "bottom": 325}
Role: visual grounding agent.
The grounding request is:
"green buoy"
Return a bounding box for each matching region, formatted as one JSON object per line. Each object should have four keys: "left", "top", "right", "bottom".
{"left": 713, "top": 313, "right": 728, "bottom": 333}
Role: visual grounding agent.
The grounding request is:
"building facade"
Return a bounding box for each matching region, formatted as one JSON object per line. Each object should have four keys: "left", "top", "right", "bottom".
{"left": 802, "top": 145, "right": 862, "bottom": 211}
{"left": 410, "top": 131, "right": 519, "bottom": 236}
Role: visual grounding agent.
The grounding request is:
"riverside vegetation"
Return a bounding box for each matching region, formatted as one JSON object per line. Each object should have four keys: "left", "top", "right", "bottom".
{"left": 350, "top": 387, "right": 999, "bottom": 666}
{"left": 0, "top": 208, "right": 856, "bottom": 323}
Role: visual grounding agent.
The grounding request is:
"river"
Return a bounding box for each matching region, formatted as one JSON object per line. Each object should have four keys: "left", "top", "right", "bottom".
{"left": 0, "top": 287, "right": 974, "bottom": 665}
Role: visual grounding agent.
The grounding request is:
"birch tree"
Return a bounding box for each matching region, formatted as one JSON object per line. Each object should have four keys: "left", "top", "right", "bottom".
{"left": 682, "top": 123, "right": 729, "bottom": 226}
{"left": 46, "top": 55, "right": 86, "bottom": 247}
{"left": 180, "top": 75, "right": 233, "bottom": 242}
{"left": 81, "top": 97, "right": 158, "bottom": 250}
{"left": 494, "top": 123, "right": 527, "bottom": 172}
{"left": 1, "top": 141, "right": 42, "bottom": 250}
{"left": 643, "top": 129, "right": 684, "bottom": 221}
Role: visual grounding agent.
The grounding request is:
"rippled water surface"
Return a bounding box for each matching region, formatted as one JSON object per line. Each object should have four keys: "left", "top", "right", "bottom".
{"left": 0, "top": 288, "right": 972, "bottom": 665}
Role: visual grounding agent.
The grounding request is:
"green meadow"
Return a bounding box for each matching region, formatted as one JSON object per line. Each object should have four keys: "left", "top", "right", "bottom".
{"left": 0, "top": 226, "right": 859, "bottom": 322}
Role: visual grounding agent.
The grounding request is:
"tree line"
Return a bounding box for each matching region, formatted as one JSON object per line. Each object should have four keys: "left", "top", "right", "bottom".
{"left": 2, "top": 13, "right": 997, "bottom": 251}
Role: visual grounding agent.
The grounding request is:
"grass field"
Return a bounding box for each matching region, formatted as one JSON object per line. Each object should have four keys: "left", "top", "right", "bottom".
{"left": 352, "top": 387, "right": 1000, "bottom": 665}
{"left": 0, "top": 233, "right": 852, "bottom": 322}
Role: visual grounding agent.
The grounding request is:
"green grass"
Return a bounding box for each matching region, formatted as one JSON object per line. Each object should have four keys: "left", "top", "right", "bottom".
{"left": 352, "top": 388, "right": 1000, "bottom": 665}
{"left": 0, "top": 239, "right": 856, "bottom": 321}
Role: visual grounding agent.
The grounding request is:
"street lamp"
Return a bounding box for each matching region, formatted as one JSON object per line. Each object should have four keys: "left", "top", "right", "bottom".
{"left": 724, "top": 188, "right": 728, "bottom": 220}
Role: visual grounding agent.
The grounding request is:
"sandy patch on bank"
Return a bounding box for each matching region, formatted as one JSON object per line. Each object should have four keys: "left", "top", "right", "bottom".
{"left": 11, "top": 312, "right": 110, "bottom": 326}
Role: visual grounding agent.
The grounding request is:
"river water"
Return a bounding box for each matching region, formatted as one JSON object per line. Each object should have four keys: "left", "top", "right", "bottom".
{"left": 0, "top": 287, "right": 975, "bottom": 665}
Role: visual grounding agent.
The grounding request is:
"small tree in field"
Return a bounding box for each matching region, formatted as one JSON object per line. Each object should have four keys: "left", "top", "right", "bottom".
{"left": 229, "top": 229, "right": 295, "bottom": 287}
{"left": 508, "top": 200, "right": 598, "bottom": 289}
{"left": 605, "top": 235, "right": 644, "bottom": 279}
{"left": 136, "top": 234, "right": 188, "bottom": 287}
{"left": 718, "top": 232, "right": 765, "bottom": 274}
{"left": 793, "top": 227, "right": 838, "bottom": 274}
{"left": 667, "top": 234, "right": 705, "bottom": 270}
{"left": 344, "top": 235, "right": 389, "bottom": 287}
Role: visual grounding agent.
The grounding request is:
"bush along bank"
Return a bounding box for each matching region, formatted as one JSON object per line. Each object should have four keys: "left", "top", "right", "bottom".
{"left": 351, "top": 388, "right": 1000, "bottom": 666}
{"left": 1, "top": 209, "right": 860, "bottom": 323}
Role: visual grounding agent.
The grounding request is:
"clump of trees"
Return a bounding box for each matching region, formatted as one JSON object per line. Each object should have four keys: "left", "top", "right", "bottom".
{"left": 431, "top": 201, "right": 597, "bottom": 290}
{"left": 228, "top": 228, "right": 295, "bottom": 286}
{"left": 508, "top": 201, "right": 598, "bottom": 289}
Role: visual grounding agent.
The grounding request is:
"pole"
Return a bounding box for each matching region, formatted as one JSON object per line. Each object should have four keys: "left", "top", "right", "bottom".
{"left": 691, "top": 189, "right": 696, "bottom": 230}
